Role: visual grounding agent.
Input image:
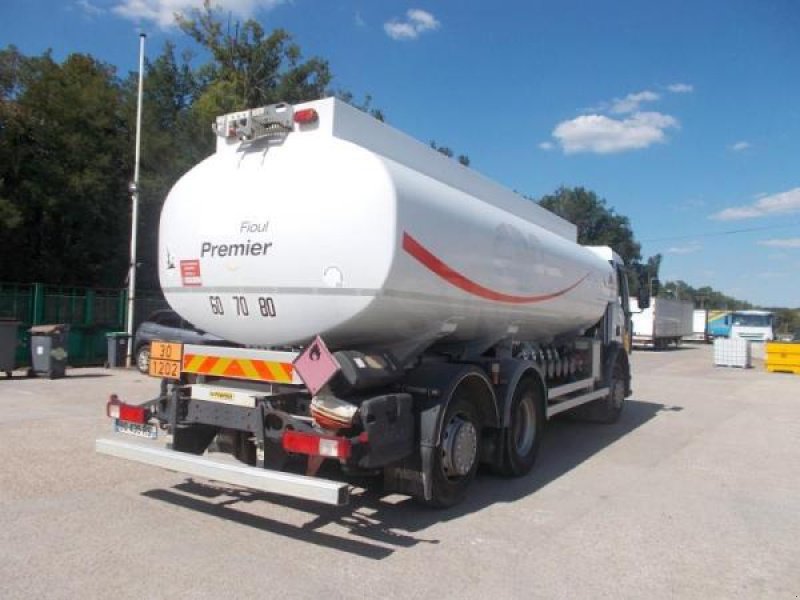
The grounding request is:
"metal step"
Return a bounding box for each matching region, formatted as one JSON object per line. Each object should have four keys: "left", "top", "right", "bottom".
{"left": 95, "top": 437, "right": 349, "bottom": 506}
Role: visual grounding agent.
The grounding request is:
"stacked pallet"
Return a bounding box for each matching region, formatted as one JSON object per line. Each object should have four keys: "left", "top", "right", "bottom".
{"left": 713, "top": 338, "right": 751, "bottom": 368}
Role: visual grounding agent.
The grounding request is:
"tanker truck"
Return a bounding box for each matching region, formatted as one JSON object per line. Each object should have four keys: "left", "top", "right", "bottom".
{"left": 96, "top": 98, "right": 650, "bottom": 508}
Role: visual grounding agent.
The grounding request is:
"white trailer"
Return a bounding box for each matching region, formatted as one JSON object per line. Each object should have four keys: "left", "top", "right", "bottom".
{"left": 684, "top": 308, "right": 710, "bottom": 343}
{"left": 97, "top": 98, "right": 649, "bottom": 507}
{"left": 631, "top": 297, "right": 693, "bottom": 349}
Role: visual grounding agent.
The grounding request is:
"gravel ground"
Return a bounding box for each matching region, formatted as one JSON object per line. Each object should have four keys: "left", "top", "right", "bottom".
{"left": 0, "top": 344, "right": 798, "bottom": 599}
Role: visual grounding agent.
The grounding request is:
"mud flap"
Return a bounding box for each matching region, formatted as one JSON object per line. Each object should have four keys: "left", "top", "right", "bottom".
{"left": 383, "top": 451, "right": 430, "bottom": 500}
{"left": 358, "top": 393, "right": 414, "bottom": 468}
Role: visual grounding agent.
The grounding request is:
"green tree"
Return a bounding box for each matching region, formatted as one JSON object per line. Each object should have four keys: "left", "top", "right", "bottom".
{"left": 771, "top": 308, "right": 800, "bottom": 336}
{"left": 0, "top": 47, "right": 26, "bottom": 234}
{"left": 177, "top": 1, "right": 331, "bottom": 126}
{"left": 661, "top": 280, "right": 753, "bottom": 310}
{"left": 0, "top": 48, "right": 129, "bottom": 285}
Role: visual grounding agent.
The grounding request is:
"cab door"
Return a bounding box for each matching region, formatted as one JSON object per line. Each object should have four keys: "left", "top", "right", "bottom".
{"left": 608, "top": 265, "right": 632, "bottom": 352}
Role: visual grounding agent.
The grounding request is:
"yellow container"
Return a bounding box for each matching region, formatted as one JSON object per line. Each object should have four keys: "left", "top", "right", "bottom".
{"left": 765, "top": 342, "right": 800, "bottom": 375}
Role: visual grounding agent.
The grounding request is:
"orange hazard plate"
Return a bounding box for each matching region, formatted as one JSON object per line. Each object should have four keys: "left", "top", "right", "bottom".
{"left": 148, "top": 341, "right": 183, "bottom": 379}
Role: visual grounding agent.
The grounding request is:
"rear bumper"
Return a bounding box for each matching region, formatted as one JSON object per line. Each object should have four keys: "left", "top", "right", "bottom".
{"left": 95, "top": 437, "right": 349, "bottom": 506}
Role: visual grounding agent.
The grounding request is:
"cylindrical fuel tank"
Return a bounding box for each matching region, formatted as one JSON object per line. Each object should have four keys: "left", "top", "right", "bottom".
{"left": 159, "top": 108, "right": 616, "bottom": 353}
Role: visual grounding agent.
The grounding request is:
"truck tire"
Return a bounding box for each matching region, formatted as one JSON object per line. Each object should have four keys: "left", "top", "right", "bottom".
{"left": 496, "top": 376, "right": 543, "bottom": 477}
{"left": 423, "top": 392, "right": 483, "bottom": 508}
{"left": 602, "top": 359, "right": 627, "bottom": 424}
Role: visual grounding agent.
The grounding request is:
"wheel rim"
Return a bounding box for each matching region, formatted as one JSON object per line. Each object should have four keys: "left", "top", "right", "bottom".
{"left": 513, "top": 393, "right": 536, "bottom": 456}
{"left": 441, "top": 415, "right": 478, "bottom": 478}
{"left": 137, "top": 348, "right": 150, "bottom": 372}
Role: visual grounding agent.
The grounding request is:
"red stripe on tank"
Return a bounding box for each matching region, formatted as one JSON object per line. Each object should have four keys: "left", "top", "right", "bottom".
{"left": 401, "top": 232, "right": 589, "bottom": 304}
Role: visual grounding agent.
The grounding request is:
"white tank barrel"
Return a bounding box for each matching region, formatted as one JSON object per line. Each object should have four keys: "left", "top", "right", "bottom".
{"left": 159, "top": 98, "right": 616, "bottom": 353}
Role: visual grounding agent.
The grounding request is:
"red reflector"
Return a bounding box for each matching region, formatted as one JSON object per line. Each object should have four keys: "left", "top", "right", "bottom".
{"left": 294, "top": 108, "right": 318, "bottom": 125}
{"left": 282, "top": 430, "right": 351, "bottom": 459}
{"left": 119, "top": 404, "right": 148, "bottom": 424}
{"left": 107, "top": 399, "right": 149, "bottom": 424}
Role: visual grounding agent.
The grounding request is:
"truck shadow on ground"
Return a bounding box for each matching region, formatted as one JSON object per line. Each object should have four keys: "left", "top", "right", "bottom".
{"left": 143, "top": 398, "right": 679, "bottom": 560}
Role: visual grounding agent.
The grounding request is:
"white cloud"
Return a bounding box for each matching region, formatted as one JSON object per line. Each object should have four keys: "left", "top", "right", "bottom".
{"left": 551, "top": 111, "right": 678, "bottom": 154}
{"left": 112, "top": 0, "right": 284, "bottom": 29}
{"left": 666, "top": 242, "right": 702, "bottom": 255}
{"left": 667, "top": 83, "right": 693, "bottom": 93}
{"left": 76, "top": 0, "right": 105, "bottom": 16}
{"left": 758, "top": 238, "right": 800, "bottom": 248}
{"left": 711, "top": 187, "right": 800, "bottom": 220}
{"left": 408, "top": 9, "right": 438, "bottom": 30}
{"left": 730, "top": 141, "right": 750, "bottom": 151}
{"left": 384, "top": 8, "right": 440, "bottom": 40}
{"left": 543, "top": 87, "right": 687, "bottom": 154}
{"left": 354, "top": 11, "right": 366, "bottom": 27}
{"left": 610, "top": 90, "right": 659, "bottom": 114}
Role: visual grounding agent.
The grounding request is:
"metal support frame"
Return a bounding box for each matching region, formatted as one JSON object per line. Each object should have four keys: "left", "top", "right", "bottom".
{"left": 546, "top": 388, "right": 609, "bottom": 418}
{"left": 547, "top": 377, "right": 594, "bottom": 400}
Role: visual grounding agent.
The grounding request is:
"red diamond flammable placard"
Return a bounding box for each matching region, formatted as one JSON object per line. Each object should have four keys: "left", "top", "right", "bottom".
{"left": 293, "top": 336, "right": 340, "bottom": 397}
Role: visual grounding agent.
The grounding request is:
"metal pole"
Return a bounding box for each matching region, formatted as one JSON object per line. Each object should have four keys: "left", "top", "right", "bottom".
{"left": 125, "top": 33, "right": 146, "bottom": 368}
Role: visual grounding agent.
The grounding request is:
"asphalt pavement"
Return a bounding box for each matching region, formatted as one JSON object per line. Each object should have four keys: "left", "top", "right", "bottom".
{"left": 0, "top": 344, "right": 798, "bottom": 599}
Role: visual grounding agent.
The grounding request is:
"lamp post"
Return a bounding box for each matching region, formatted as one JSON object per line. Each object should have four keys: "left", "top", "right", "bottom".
{"left": 126, "top": 33, "right": 146, "bottom": 368}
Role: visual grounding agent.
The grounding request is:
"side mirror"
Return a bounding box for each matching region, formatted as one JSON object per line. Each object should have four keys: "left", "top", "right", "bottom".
{"left": 650, "top": 278, "right": 661, "bottom": 297}
{"left": 637, "top": 287, "right": 651, "bottom": 310}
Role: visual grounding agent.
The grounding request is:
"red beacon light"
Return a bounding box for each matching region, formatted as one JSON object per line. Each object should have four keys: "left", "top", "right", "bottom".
{"left": 294, "top": 108, "right": 319, "bottom": 125}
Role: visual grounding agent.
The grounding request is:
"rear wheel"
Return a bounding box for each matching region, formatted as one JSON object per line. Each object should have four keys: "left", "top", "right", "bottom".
{"left": 422, "top": 392, "right": 483, "bottom": 508}
{"left": 135, "top": 344, "right": 150, "bottom": 373}
{"left": 496, "top": 377, "right": 543, "bottom": 476}
{"left": 604, "top": 359, "right": 626, "bottom": 423}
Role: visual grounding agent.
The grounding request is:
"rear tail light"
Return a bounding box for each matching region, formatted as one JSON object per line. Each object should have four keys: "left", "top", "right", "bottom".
{"left": 282, "top": 430, "right": 351, "bottom": 459}
{"left": 106, "top": 395, "right": 149, "bottom": 424}
{"left": 293, "top": 108, "right": 318, "bottom": 125}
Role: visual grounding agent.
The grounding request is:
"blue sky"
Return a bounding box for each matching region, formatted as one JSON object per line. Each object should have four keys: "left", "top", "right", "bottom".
{"left": 2, "top": 0, "right": 799, "bottom": 307}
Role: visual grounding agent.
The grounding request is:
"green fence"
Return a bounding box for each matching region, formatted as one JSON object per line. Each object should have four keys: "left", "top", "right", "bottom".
{"left": 0, "top": 283, "right": 167, "bottom": 367}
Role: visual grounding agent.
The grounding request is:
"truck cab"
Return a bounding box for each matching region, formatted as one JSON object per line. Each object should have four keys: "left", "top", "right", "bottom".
{"left": 730, "top": 310, "right": 774, "bottom": 342}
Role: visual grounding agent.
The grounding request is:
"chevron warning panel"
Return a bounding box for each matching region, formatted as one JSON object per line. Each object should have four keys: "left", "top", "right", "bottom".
{"left": 182, "top": 352, "right": 295, "bottom": 383}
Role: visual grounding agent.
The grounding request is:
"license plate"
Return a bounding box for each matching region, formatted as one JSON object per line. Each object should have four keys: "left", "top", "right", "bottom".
{"left": 114, "top": 419, "right": 158, "bottom": 439}
{"left": 149, "top": 341, "right": 183, "bottom": 380}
